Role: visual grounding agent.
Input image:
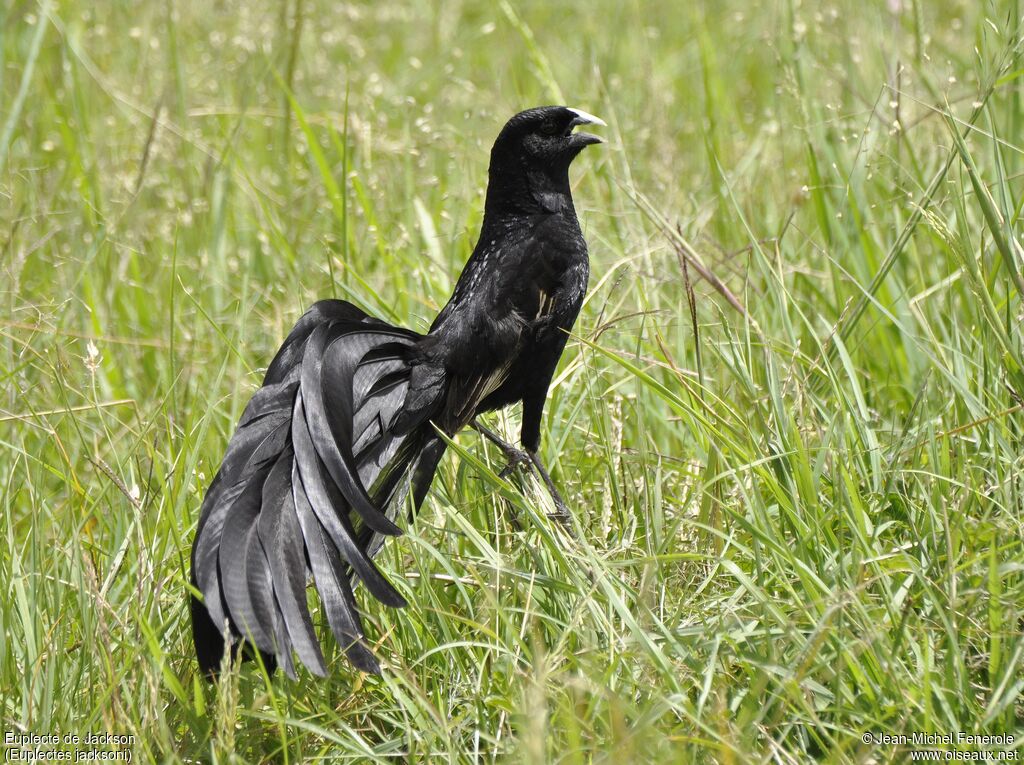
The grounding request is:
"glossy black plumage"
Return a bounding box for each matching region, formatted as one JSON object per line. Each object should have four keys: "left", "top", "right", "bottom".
{"left": 190, "top": 106, "right": 602, "bottom": 677}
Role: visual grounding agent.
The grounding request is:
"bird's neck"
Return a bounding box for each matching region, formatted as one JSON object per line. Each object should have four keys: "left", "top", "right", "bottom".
{"left": 482, "top": 159, "right": 575, "bottom": 223}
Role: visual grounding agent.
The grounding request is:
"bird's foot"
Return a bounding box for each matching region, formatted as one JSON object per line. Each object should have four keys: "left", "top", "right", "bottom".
{"left": 497, "top": 446, "right": 532, "bottom": 479}
{"left": 471, "top": 419, "right": 576, "bottom": 537}
{"left": 471, "top": 420, "right": 529, "bottom": 476}
{"left": 488, "top": 439, "right": 530, "bottom": 531}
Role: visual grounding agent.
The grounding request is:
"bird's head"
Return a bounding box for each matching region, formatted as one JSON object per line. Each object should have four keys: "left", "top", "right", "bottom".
{"left": 485, "top": 106, "right": 605, "bottom": 215}
{"left": 494, "top": 105, "right": 606, "bottom": 164}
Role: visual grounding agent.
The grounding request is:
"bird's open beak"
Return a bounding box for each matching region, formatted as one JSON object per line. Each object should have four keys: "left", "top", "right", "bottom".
{"left": 567, "top": 107, "right": 606, "bottom": 147}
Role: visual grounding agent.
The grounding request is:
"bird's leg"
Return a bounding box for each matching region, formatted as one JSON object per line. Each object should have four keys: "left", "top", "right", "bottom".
{"left": 471, "top": 419, "right": 575, "bottom": 536}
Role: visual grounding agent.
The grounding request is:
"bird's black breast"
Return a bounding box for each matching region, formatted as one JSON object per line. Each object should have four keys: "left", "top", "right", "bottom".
{"left": 433, "top": 214, "right": 584, "bottom": 348}
{"left": 416, "top": 207, "right": 590, "bottom": 430}
{"left": 478, "top": 249, "right": 587, "bottom": 411}
{"left": 457, "top": 212, "right": 589, "bottom": 413}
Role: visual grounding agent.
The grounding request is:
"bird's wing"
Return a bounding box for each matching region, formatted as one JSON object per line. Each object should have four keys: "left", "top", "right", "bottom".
{"left": 191, "top": 299, "right": 446, "bottom": 677}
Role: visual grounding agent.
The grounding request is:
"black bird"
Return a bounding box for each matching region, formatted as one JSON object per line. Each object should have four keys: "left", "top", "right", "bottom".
{"left": 190, "top": 105, "right": 604, "bottom": 677}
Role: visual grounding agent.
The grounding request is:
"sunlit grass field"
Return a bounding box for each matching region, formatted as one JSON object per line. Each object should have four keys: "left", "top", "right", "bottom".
{"left": 3, "top": 0, "right": 1023, "bottom": 761}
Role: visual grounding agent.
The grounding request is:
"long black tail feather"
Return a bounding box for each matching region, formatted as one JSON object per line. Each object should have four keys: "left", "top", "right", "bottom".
{"left": 190, "top": 300, "right": 446, "bottom": 677}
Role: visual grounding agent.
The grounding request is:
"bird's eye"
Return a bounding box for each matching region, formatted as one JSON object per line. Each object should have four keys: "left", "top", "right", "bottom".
{"left": 538, "top": 121, "right": 561, "bottom": 136}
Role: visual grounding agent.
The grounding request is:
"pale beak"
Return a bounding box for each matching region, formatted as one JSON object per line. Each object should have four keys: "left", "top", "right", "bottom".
{"left": 567, "top": 108, "right": 606, "bottom": 147}
{"left": 567, "top": 108, "right": 607, "bottom": 127}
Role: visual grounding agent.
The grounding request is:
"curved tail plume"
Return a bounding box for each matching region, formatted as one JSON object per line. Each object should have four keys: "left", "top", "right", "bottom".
{"left": 190, "top": 300, "right": 445, "bottom": 676}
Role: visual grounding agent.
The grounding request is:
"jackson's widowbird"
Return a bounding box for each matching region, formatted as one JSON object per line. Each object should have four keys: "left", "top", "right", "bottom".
{"left": 190, "top": 105, "right": 604, "bottom": 677}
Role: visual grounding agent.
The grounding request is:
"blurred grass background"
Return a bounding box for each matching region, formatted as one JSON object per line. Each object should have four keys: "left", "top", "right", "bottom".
{"left": 2, "top": 0, "right": 1023, "bottom": 761}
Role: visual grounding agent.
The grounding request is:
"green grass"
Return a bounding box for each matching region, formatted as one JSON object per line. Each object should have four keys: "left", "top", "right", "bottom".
{"left": 2, "top": 0, "right": 1023, "bottom": 761}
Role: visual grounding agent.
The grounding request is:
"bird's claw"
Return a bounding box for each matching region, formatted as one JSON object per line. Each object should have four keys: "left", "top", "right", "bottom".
{"left": 543, "top": 492, "right": 576, "bottom": 537}
{"left": 471, "top": 420, "right": 576, "bottom": 536}
{"left": 497, "top": 447, "right": 532, "bottom": 479}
